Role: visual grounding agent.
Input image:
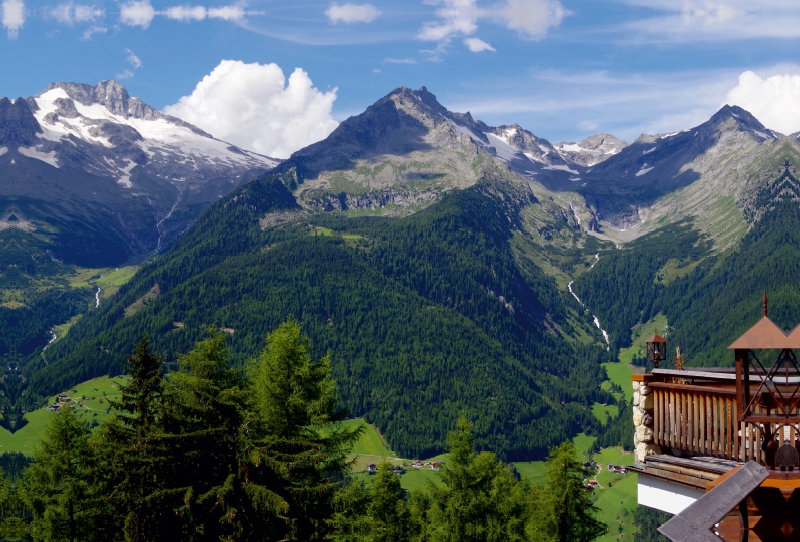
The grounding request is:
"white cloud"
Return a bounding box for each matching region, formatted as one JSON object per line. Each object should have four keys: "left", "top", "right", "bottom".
{"left": 418, "top": 0, "right": 567, "bottom": 55}
{"left": 418, "top": 0, "right": 479, "bottom": 41}
{"left": 2, "top": 0, "right": 25, "bottom": 39}
{"left": 384, "top": 57, "right": 418, "bottom": 64}
{"left": 117, "top": 69, "right": 135, "bottom": 79}
{"left": 621, "top": 1, "right": 800, "bottom": 41}
{"left": 162, "top": 5, "right": 207, "bottom": 21}
{"left": 326, "top": 2, "right": 380, "bottom": 24}
{"left": 372, "top": 68, "right": 380, "bottom": 73}
{"left": 494, "top": 0, "right": 569, "bottom": 39}
{"left": 578, "top": 120, "right": 598, "bottom": 131}
{"left": 164, "top": 60, "right": 339, "bottom": 159}
{"left": 725, "top": 71, "right": 800, "bottom": 135}
{"left": 121, "top": 2, "right": 258, "bottom": 27}
{"left": 207, "top": 5, "right": 253, "bottom": 21}
{"left": 124, "top": 47, "right": 142, "bottom": 69}
{"left": 463, "top": 36, "right": 494, "bottom": 51}
{"left": 45, "top": 2, "right": 104, "bottom": 25}
{"left": 80, "top": 24, "right": 106, "bottom": 39}
{"left": 119, "top": 0, "right": 155, "bottom": 28}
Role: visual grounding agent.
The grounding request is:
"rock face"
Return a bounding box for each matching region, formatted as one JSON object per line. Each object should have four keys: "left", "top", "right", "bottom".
{"left": 0, "top": 80, "right": 280, "bottom": 265}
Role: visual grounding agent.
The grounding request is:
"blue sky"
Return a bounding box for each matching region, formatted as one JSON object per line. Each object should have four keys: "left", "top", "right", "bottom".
{"left": 3, "top": 0, "right": 800, "bottom": 157}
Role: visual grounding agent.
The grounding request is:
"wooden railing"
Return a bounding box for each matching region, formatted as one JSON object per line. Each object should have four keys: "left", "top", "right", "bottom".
{"left": 652, "top": 383, "right": 755, "bottom": 462}
{"left": 651, "top": 378, "right": 800, "bottom": 463}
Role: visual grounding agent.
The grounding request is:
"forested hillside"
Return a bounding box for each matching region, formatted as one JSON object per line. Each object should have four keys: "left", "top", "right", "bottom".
{"left": 575, "top": 162, "right": 800, "bottom": 368}
{"left": 32, "top": 171, "right": 614, "bottom": 460}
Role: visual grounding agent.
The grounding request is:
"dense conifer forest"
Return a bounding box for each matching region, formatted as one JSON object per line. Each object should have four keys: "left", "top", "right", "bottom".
{"left": 574, "top": 169, "right": 800, "bottom": 370}
{"left": 30, "top": 173, "right": 616, "bottom": 461}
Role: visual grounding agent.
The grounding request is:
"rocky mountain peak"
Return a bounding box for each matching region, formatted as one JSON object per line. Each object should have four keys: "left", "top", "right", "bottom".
{"left": 40, "top": 80, "right": 212, "bottom": 137}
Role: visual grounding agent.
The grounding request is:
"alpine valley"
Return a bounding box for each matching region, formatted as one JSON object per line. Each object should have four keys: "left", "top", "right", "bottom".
{"left": 5, "top": 81, "right": 800, "bottom": 462}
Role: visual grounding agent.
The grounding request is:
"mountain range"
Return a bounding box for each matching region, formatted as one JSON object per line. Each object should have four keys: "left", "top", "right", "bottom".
{"left": 5, "top": 81, "right": 800, "bottom": 459}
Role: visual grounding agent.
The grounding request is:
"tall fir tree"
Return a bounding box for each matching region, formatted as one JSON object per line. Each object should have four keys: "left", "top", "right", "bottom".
{"left": 534, "top": 441, "right": 607, "bottom": 542}
{"left": 425, "top": 412, "right": 532, "bottom": 542}
{"left": 21, "top": 406, "right": 93, "bottom": 542}
{"left": 99, "top": 334, "right": 173, "bottom": 542}
{"left": 244, "top": 318, "right": 362, "bottom": 541}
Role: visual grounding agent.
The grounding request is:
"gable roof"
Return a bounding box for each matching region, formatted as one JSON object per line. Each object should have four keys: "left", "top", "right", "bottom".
{"left": 728, "top": 317, "right": 800, "bottom": 349}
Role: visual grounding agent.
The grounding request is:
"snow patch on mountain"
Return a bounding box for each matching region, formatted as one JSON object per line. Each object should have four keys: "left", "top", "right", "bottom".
{"left": 19, "top": 147, "right": 59, "bottom": 168}
{"left": 544, "top": 164, "right": 579, "bottom": 174}
{"left": 485, "top": 132, "right": 521, "bottom": 162}
{"left": 30, "top": 85, "right": 279, "bottom": 186}
{"left": 635, "top": 165, "right": 654, "bottom": 176}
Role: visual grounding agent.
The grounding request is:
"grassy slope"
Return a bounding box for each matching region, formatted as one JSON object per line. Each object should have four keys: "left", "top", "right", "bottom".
{"left": 0, "top": 376, "right": 128, "bottom": 453}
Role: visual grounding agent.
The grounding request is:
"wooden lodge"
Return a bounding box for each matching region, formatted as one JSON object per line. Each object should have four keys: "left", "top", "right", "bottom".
{"left": 633, "top": 295, "right": 800, "bottom": 541}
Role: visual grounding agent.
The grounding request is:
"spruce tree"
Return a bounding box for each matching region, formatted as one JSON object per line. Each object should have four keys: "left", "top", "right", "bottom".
{"left": 160, "top": 329, "right": 261, "bottom": 541}
{"left": 426, "top": 412, "right": 530, "bottom": 542}
{"left": 367, "top": 462, "right": 409, "bottom": 542}
{"left": 21, "top": 406, "right": 93, "bottom": 542}
{"left": 535, "top": 441, "right": 606, "bottom": 542}
{"left": 244, "top": 318, "right": 362, "bottom": 541}
{"left": 99, "top": 334, "right": 173, "bottom": 541}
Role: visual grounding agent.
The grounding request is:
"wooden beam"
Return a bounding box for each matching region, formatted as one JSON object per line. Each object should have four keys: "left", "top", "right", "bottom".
{"left": 658, "top": 461, "right": 768, "bottom": 542}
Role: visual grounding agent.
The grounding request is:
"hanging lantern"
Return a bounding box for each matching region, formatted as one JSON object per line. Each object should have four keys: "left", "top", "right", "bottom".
{"left": 645, "top": 332, "right": 667, "bottom": 370}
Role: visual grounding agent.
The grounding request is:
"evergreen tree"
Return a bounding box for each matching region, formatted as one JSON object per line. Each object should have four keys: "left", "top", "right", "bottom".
{"left": 161, "top": 329, "right": 257, "bottom": 541}
{"left": 327, "top": 480, "right": 371, "bottom": 542}
{"left": 426, "top": 413, "right": 530, "bottom": 542}
{"left": 99, "top": 334, "right": 170, "bottom": 541}
{"left": 366, "top": 462, "right": 409, "bottom": 542}
{"left": 534, "top": 441, "right": 606, "bottom": 542}
{"left": 244, "top": 318, "right": 362, "bottom": 541}
{"left": 21, "top": 406, "right": 93, "bottom": 542}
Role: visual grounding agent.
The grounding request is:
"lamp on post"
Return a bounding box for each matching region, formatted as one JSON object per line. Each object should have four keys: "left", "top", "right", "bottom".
{"left": 645, "top": 332, "right": 667, "bottom": 371}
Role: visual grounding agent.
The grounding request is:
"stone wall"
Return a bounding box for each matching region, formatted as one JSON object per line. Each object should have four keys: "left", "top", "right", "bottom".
{"left": 633, "top": 379, "right": 661, "bottom": 463}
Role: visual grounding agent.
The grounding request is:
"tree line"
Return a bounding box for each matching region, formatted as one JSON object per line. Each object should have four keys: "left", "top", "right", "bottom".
{"left": 0, "top": 321, "right": 607, "bottom": 542}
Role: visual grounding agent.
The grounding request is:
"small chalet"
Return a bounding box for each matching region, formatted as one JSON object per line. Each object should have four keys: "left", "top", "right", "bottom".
{"left": 366, "top": 464, "right": 377, "bottom": 474}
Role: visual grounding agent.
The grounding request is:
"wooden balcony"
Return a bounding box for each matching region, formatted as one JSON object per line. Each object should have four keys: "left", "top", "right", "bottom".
{"left": 643, "top": 367, "right": 800, "bottom": 464}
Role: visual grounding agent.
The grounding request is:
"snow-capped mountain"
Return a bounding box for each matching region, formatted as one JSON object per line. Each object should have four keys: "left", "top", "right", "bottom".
{"left": 29, "top": 81, "right": 278, "bottom": 187}
{"left": 0, "top": 80, "right": 279, "bottom": 266}
{"left": 554, "top": 134, "right": 629, "bottom": 167}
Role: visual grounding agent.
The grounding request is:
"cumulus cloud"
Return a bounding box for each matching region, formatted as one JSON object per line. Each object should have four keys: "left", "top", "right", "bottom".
{"left": 119, "top": 0, "right": 155, "bottom": 28}
{"left": 463, "top": 36, "right": 494, "bottom": 51}
{"left": 725, "top": 71, "right": 800, "bottom": 135}
{"left": 2, "top": 0, "right": 25, "bottom": 39}
{"left": 326, "top": 2, "right": 381, "bottom": 24}
{"left": 418, "top": 0, "right": 567, "bottom": 55}
{"left": 45, "top": 2, "right": 104, "bottom": 25}
{"left": 164, "top": 60, "right": 339, "bottom": 159}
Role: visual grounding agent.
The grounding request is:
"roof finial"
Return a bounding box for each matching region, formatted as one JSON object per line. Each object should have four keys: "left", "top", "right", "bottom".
{"left": 763, "top": 291, "right": 768, "bottom": 317}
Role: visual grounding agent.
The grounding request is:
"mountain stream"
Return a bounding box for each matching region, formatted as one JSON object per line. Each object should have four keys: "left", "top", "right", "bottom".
{"left": 568, "top": 254, "right": 610, "bottom": 349}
